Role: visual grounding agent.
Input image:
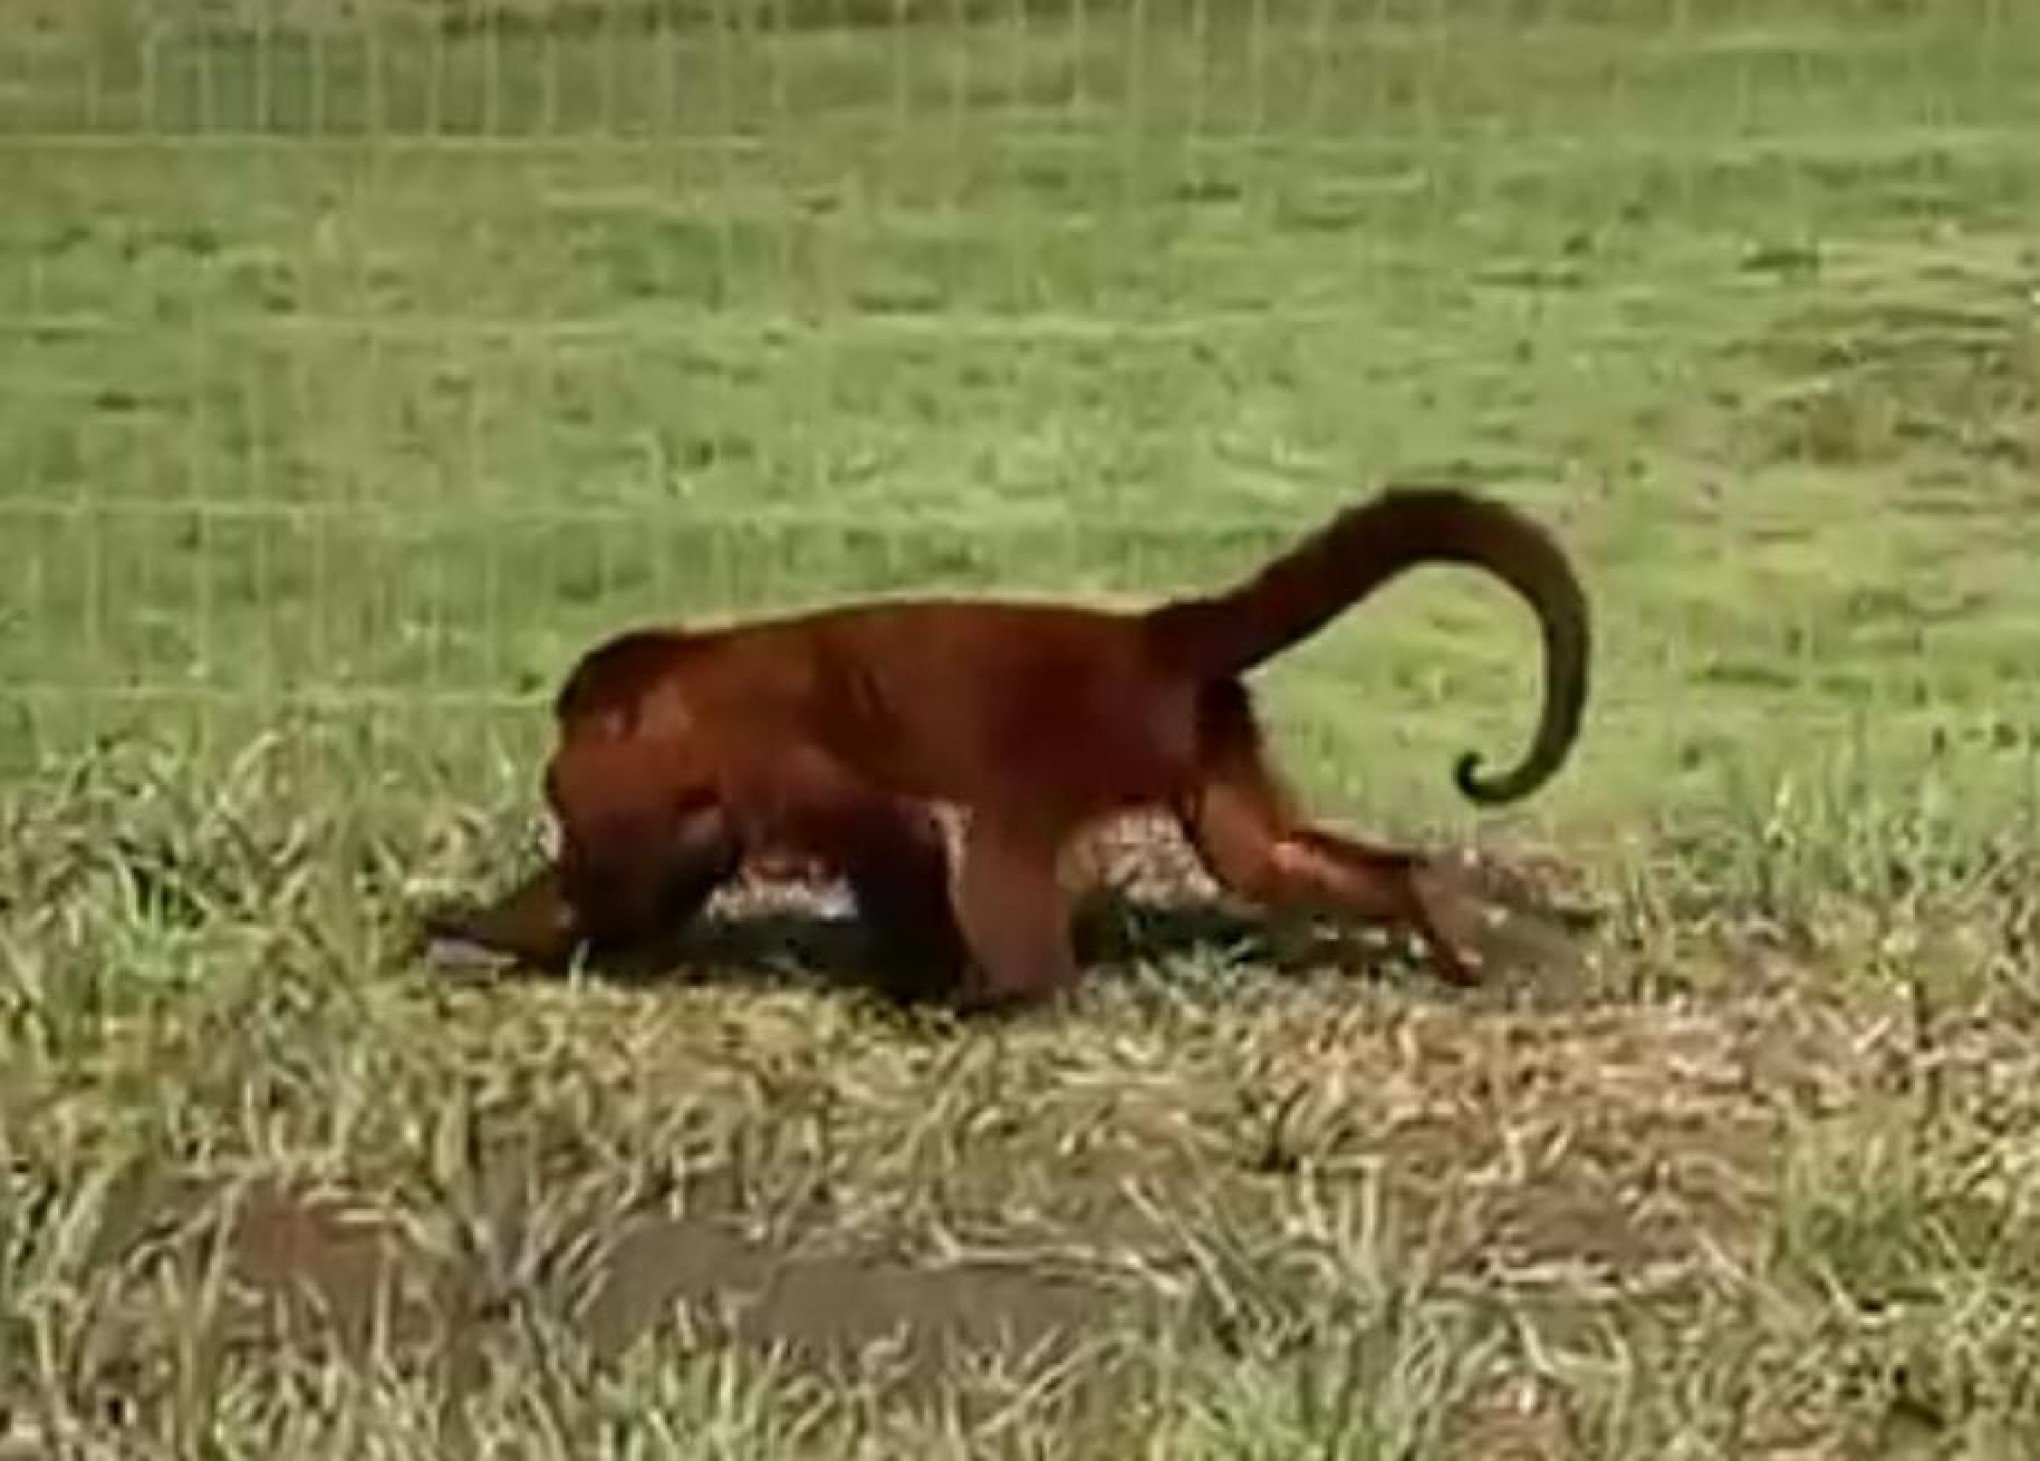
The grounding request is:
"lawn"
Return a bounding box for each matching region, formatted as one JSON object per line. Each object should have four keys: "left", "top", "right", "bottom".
{"left": 4, "top": 0, "right": 2040, "bottom": 1453}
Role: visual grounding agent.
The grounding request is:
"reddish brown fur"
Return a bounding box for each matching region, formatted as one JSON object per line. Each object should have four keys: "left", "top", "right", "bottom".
{"left": 422, "top": 483, "right": 1591, "bottom": 1013}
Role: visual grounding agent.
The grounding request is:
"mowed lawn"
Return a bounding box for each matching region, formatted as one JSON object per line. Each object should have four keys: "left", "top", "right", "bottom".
{"left": 4, "top": 2, "right": 2040, "bottom": 1455}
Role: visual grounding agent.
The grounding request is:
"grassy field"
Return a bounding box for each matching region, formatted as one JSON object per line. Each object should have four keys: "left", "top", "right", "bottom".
{"left": 5, "top": 0, "right": 2040, "bottom": 1454}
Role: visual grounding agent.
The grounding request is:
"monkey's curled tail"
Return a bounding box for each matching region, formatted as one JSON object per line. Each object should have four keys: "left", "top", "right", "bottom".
{"left": 1140, "top": 483, "right": 1591, "bottom": 806}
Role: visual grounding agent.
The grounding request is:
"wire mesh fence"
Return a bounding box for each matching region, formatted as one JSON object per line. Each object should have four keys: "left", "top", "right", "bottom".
{"left": 2, "top": 0, "right": 2035, "bottom": 821}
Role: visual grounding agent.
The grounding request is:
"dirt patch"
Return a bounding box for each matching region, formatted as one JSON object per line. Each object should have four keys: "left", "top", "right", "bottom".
{"left": 586, "top": 1215, "right": 1114, "bottom": 1385}
{"left": 197, "top": 1179, "right": 1119, "bottom": 1396}
{"left": 202, "top": 988, "right": 1840, "bottom": 1374}
{"left": 220, "top": 1183, "right": 417, "bottom": 1353}
{"left": 1205, "top": 971, "right": 1883, "bottom": 1319}
{"left": 1447, "top": 1371, "right": 1581, "bottom": 1461}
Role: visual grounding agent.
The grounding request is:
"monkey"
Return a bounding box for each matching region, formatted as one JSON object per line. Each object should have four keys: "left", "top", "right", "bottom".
{"left": 421, "top": 482, "right": 1590, "bottom": 1014}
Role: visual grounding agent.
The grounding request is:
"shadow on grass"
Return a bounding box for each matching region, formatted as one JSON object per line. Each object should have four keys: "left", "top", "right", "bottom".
{"left": 421, "top": 889, "right": 1354, "bottom": 998}
{"left": 420, "top": 872, "right": 1603, "bottom": 1011}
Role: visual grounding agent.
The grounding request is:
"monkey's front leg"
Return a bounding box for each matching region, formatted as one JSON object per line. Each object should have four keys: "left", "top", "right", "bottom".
{"left": 947, "top": 815, "right": 1084, "bottom": 1015}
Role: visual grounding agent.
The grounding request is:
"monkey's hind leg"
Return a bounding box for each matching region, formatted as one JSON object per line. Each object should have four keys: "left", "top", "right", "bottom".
{"left": 1176, "top": 688, "right": 1489, "bottom": 986}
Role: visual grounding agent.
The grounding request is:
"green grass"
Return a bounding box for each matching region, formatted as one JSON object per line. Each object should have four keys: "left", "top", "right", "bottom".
{"left": 5, "top": 0, "right": 2040, "bottom": 1454}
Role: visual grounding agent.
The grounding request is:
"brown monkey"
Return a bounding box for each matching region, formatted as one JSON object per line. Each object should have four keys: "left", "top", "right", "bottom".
{"left": 422, "top": 482, "right": 1590, "bottom": 1013}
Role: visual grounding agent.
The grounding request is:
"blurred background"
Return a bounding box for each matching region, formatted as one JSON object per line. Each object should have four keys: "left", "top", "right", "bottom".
{"left": 2, "top": 0, "right": 2036, "bottom": 850}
